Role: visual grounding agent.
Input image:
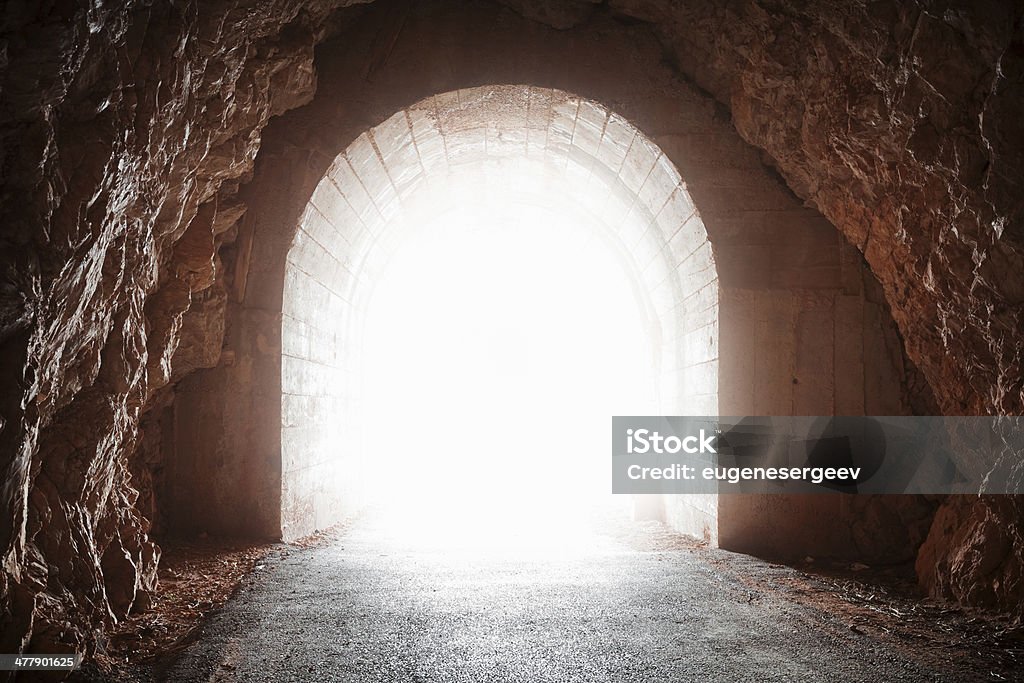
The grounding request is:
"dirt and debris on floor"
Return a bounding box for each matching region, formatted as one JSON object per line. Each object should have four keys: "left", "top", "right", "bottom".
{"left": 84, "top": 538, "right": 276, "bottom": 680}
{"left": 586, "top": 505, "right": 1023, "bottom": 680}
{"left": 74, "top": 526, "right": 350, "bottom": 682}
{"left": 75, "top": 515, "right": 1022, "bottom": 682}
{"left": 659, "top": 534, "right": 1024, "bottom": 682}
{"left": 765, "top": 558, "right": 1024, "bottom": 681}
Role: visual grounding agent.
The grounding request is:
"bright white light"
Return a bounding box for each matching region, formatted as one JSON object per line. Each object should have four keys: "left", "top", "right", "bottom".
{"left": 356, "top": 162, "right": 660, "bottom": 551}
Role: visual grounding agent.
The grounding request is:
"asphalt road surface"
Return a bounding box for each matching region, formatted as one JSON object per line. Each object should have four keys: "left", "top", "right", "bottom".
{"left": 165, "top": 510, "right": 952, "bottom": 682}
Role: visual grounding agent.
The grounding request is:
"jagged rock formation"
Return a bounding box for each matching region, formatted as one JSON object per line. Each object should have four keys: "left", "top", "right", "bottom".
{"left": 0, "top": 0, "right": 352, "bottom": 656}
{"left": 0, "top": 0, "right": 1021, "bottom": 658}
{"left": 625, "top": 0, "right": 1024, "bottom": 417}
{"left": 605, "top": 0, "right": 1024, "bottom": 613}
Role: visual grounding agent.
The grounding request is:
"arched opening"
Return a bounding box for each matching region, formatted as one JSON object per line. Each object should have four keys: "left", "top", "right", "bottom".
{"left": 165, "top": 0, "right": 930, "bottom": 574}
{"left": 281, "top": 86, "right": 718, "bottom": 543}
{"left": 8, "top": 0, "right": 1024, "bottom": 671}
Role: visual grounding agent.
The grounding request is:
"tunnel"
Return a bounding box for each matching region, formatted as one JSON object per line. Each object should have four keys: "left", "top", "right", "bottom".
{"left": 277, "top": 86, "right": 713, "bottom": 539}
{"left": 0, "top": 0, "right": 1022, "bottom": 679}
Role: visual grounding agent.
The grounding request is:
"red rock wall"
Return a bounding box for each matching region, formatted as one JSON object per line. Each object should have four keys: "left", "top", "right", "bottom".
{"left": 604, "top": 0, "right": 1024, "bottom": 612}
{"left": 0, "top": 0, "right": 352, "bottom": 655}
{"left": 0, "top": 0, "right": 1020, "bottom": 657}
{"left": 617, "top": 0, "right": 1024, "bottom": 417}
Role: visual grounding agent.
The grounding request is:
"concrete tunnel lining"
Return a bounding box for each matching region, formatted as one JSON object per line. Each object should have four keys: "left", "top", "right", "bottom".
{"left": 167, "top": 1, "right": 923, "bottom": 570}
{"left": 281, "top": 85, "right": 719, "bottom": 538}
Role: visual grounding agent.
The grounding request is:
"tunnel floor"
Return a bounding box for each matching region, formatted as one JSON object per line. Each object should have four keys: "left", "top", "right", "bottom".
{"left": 159, "top": 511, "right": 978, "bottom": 682}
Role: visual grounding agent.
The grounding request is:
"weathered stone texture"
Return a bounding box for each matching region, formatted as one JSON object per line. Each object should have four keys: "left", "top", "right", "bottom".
{"left": 0, "top": 0, "right": 352, "bottom": 656}
{"left": 602, "top": 0, "right": 1024, "bottom": 614}
{"left": 917, "top": 495, "right": 1024, "bottom": 611}
{"left": 0, "top": 0, "right": 1022, "bottom": 660}
{"left": 605, "top": 0, "right": 1024, "bottom": 413}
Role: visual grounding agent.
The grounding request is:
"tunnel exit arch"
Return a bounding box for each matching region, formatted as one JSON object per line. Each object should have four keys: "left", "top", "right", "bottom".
{"left": 281, "top": 85, "right": 719, "bottom": 539}
{"left": 176, "top": 1, "right": 917, "bottom": 564}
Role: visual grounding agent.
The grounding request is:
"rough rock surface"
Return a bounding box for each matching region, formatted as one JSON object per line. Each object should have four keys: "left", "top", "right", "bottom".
{"left": 0, "top": 0, "right": 352, "bottom": 657}
{"left": 0, "top": 0, "right": 1022, "bottom": 659}
{"left": 495, "top": 0, "right": 601, "bottom": 29}
{"left": 601, "top": 0, "right": 1024, "bottom": 614}
{"left": 616, "top": 0, "right": 1024, "bottom": 417}
{"left": 916, "top": 495, "right": 1024, "bottom": 611}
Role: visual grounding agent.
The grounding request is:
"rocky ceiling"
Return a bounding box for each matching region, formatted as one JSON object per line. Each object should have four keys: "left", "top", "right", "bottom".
{"left": 0, "top": 0, "right": 1021, "bottom": 656}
